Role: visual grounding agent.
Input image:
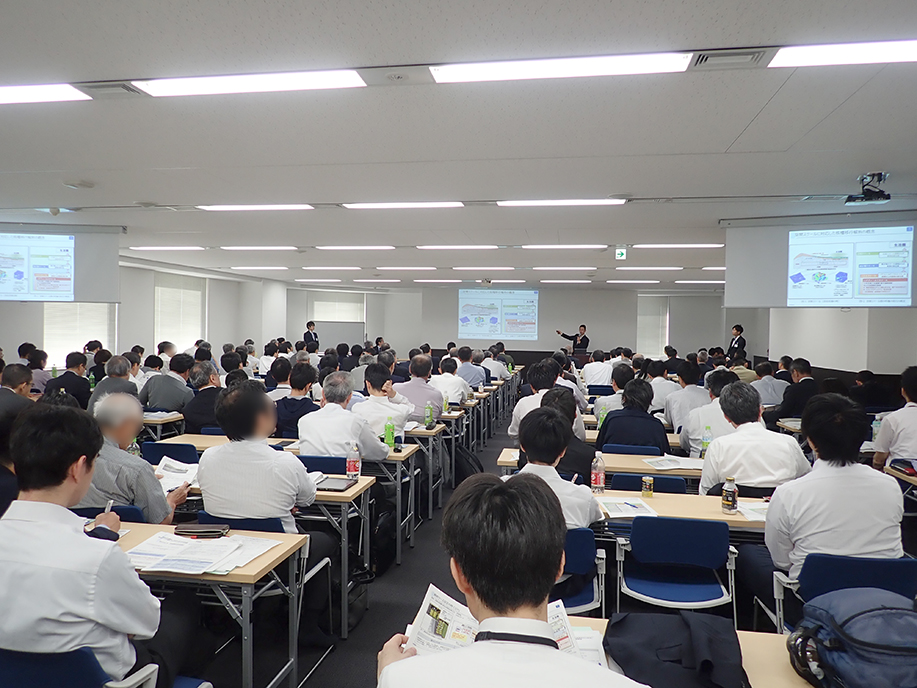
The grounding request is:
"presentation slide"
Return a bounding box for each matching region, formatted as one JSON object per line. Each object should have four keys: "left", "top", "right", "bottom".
{"left": 0, "top": 233, "right": 75, "bottom": 302}
{"left": 787, "top": 225, "right": 914, "bottom": 307}
{"left": 458, "top": 289, "right": 539, "bottom": 340}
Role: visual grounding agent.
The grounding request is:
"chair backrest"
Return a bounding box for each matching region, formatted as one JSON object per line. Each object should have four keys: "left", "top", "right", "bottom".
{"left": 706, "top": 482, "right": 775, "bottom": 499}
{"left": 297, "top": 455, "right": 347, "bottom": 475}
{"left": 557, "top": 472, "right": 587, "bottom": 486}
{"left": 0, "top": 647, "right": 110, "bottom": 688}
{"left": 630, "top": 516, "right": 729, "bottom": 570}
{"left": 72, "top": 505, "right": 146, "bottom": 523}
{"left": 610, "top": 473, "right": 686, "bottom": 494}
{"left": 602, "top": 444, "right": 662, "bottom": 456}
{"left": 588, "top": 385, "right": 615, "bottom": 397}
{"left": 797, "top": 553, "right": 917, "bottom": 601}
{"left": 198, "top": 509, "right": 285, "bottom": 533}
{"left": 564, "top": 527, "right": 598, "bottom": 576}
{"left": 199, "top": 426, "right": 223, "bottom": 436}
{"left": 141, "top": 441, "right": 200, "bottom": 465}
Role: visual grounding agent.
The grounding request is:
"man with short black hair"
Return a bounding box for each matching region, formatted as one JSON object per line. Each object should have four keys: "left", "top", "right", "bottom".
{"left": 83, "top": 340, "right": 102, "bottom": 358}
{"left": 354, "top": 362, "right": 414, "bottom": 437}
{"left": 680, "top": 369, "right": 742, "bottom": 457}
{"left": 555, "top": 324, "right": 589, "bottom": 353}
{"left": 303, "top": 321, "right": 319, "bottom": 346}
{"left": 138, "top": 353, "right": 195, "bottom": 412}
{"left": 430, "top": 357, "right": 472, "bottom": 405}
{"left": 663, "top": 361, "right": 711, "bottom": 434}
{"left": 275, "top": 362, "right": 320, "bottom": 438}
{"left": 646, "top": 359, "right": 680, "bottom": 412}
{"left": 508, "top": 360, "right": 556, "bottom": 441}
{"left": 519, "top": 388, "right": 595, "bottom": 479}
{"left": 181, "top": 362, "right": 222, "bottom": 434}
{"left": 872, "top": 366, "right": 917, "bottom": 468}
{"left": 156, "top": 341, "right": 176, "bottom": 368}
{"left": 43, "top": 352, "right": 92, "bottom": 409}
{"left": 594, "top": 379, "right": 669, "bottom": 455}
{"left": 0, "top": 364, "right": 33, "bottom": 418}
{"left": 260, "top": 341, "right": 280, "bottom": 376}
{"left": 751, "top": 361, "right": 789, "bottom": 406}
{"left": 394, "top": 355, "right": 444, "bottom": 424}
{"left": 456, "top": 346, "right": 486, "bottom": 388}
{"left": 763, "top": 357, "right": 818, "bottom": 427}
{"left": 581, "top": 349, "right": 612, "bottom": 387}
{"left": 728, "top": 353, "right": 757, "bottom": 384}
{"left": 849, "top": 369, "right": 889, "bottom": 408}
{"left": 775, "top": 355, "right": 794, "bottom": 384}
{"left": 663, "top": 345, "right": 684, "bottom": 375}
{"left": 87, "top": 356, "right": 140, "bottom": 415}
{"left": 377, "top": 473, "right": 642, "bottom": 688}
{"left": 267, "top": 356, "right": 294, "bottom": 402}
{"left": 593, "top": 364, "right": 634, "bottom": 420}
{"left": 726, "top": 324, "right": 746, "bottom": 361}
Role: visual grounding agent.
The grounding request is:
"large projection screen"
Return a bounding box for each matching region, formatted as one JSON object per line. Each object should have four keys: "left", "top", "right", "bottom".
{"left": 458, "top": 289, "right": 539, "bottom": 341}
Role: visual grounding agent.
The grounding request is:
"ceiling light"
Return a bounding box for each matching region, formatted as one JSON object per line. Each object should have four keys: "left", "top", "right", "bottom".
{"left": 416, "top": 244, "right": 500, "bottom": 250}
{"left": 540, "top": 280, "right": 593, "bottom": 284}
{"left": 131, "top": 70, "right": 366, "bottom": 97}
{"left": 486, "top": 279, "right": 526, "bottom": 283}
{"left": 616, "top": 266, "right": 683, "bottom": 271}
{"left": 353, "top": 279, "right": 401, "bottom": 283}
{"left": 674, "top": 280, "right": 725, "bottom": 284}
{"left": 497, "top": 199, "right": 626, "bottom": 207}
{"left": 769, "top": 39, "right": 917, "bottom": 68}
{"left": 414, "top": 279, "right": 462, "bottom": 283}
{"left": 452, "top": 267, "right": 515, "bottom": 271}
{"left": 128, "top": 246, "right": 206, "bottom": 251}
{"left": 220, "top": 245, "right": 297, "bottom": 251}
{"left": 0, "top": 83, "right": 91, "bottom": 105}
{"left": 200, "top": 204, "right": 314, "bottom": 211}
{"left": 230, "top": 266, "right": 288, "bottom": 271}
{"left": 342, "top": 202, "right": 464, "bottom": 209}
{"left": 606, "top": 280, "right": 661, "bottom": 284}
{"left": 631, "top": 243, "right": 724, "bottom": 249}
{"left": 532, "top": 266, "right": 597, "bottom": 271}
{"left": 302, "top": 266, "right": 361, "bottom": 270}
{"left": 702, "top": 266, "right": 727, "bottom": 271}
{"left": 522, "top": 244, "right": 608, "bottom": 250}
{"left": 377, "top": 266, "right": 436, "bottom": 271}
{"left": 430, "top": 52, "right": 692, "bottom": 83}
{"left": 315, "top": 245, "right": 395, "bottom": 251}
{"left": 295, "top": 278, "right": 341, "bottom": 283}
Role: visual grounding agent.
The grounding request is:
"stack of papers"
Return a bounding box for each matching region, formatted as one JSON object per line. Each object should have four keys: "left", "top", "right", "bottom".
{"left": 597, "top": 496, "right": 658, "bottom": 518}
{"left": 144, "top": 411, "right": 183, "bottom": 421}
{"left": 155, "top": 457, "right": 198, "bottom": 495}
{"left": 206, "top": 535, "right": 284, "bottom": 575}
{"left": 860, "top": 441, "right": 877, "bottom": 454}
{"left": 737, "top": 503, "right": 769, "bottom": 522}
{"left": 571, "top": 627, "right": 608, "bottom": 668}
{"left": 403, "top": 421, "right": 421, "bottom": 432}
{"left": 127, "top": 532, "right": 282, "bottom": 575}
{"left": 643, "top": 455, "right": 705, "bottom": 471}
{"left": 778, "top": 418, "right": 802, "bottom": 432}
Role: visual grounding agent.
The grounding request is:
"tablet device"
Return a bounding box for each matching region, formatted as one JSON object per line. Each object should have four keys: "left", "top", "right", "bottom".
{"left": 318, "top": 477, "right": 358, "bottom": 492}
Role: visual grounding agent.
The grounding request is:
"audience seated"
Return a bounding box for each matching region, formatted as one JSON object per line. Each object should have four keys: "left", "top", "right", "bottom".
{"left": 593, "top": 364, "right": 634, "bottom": 421}
{"left": 456, "top": 346, "right": 486, "bottom": 388}
{"left": 728, "top": 354, "right": 757, "bottom": 384}
{"left": 88, "top": 348, "right": 112, "bottom": 383}
{"left": 306, "top": 341, "right": 321, "bottom": 368}
{"left": 750, "top": 362, "right": 789, "bottom": 407}
{"left": 260, "top": 341, "right": 279, "bottom": 375}
{"left": 0, "top": 364, "right": 34, "bottom": 419}
{"left": 394, "top": 350, "right": 416, "bottom": 382}
{"left": 76, "top": 393, "right": 189, "bottom": 523}
{"left": 181, "top": 361, "right": 222, "bottom": 433}
{"left": 16, "top": 341, "right": 37, "bottom": 366}
{"left": 582, "top": 349, "right": 612, "bottom": 387}
{"left": 393, "top": 355, "right": 444, "bottom": 424}
{"left": 520, "top": 388, "right": 595, "bottom": 479}
{"left": 663, "top": 361, "right": 710, "bottom": 434}
{"left": 873, "top": 366, "right": 917, "bottom": 468}
{"left": 267, "top": 357, "right": 293, "bottom": 401}
{"left": 429, "top": 357, "right": 472, "bottom": 405}
{"left": 762, "top": 358, "right": 818, "bottom": 427}
{"left": 354, "top": 363, "right": 414, "bottom": 437}
{"left": 0, "top": 413, "right": 17, "bottom": 516}
{"left": 774, "top": 355, "right": 794, "bottom": 383}
{"left": 552, "top": 352, "right": 588, "bottom": 411}
{"left": 594, "top": 379, "right": 669, "bottom": 455}
{"left": 680, "top": 369, "right": 741, "bottom": 457}
{"left": 481, "top": 348, "right": 511, "bottom": 381}
{"left": 26, "top": 349, "right": 51, "bottom": 393}
{"left": 645, "top": 359, "right": 679, "bottom": 412}
{"left": 87, "top": 356, "right": 139, "bottom": 415}
{"left": 275, "top": 362, "right": 320, "bottom": 437}
{"left": 138, "top": 353, "right": 195, "bottom": 412}
{"left": 336, "top": 343, "right": 355, "bottom": 371}
{"left": 510, "top": 360, "right": 574, "bottom": 442}
{"left": 700, "top": 382, "right": 810, "bottom": 495}
{"left": 351, "top": 352, "right": 375, "bottom": 392}
{"left": 663, "top": 345, "right": 684, "bottom": 375}
{"left": 156, "top": 341, "right": 176, "bottom": 368}
{"left": 849, "top": 369, "right": 889, "bottom": 408}
{"left": 43, "top": 352, "right": 92, "bottom": 409}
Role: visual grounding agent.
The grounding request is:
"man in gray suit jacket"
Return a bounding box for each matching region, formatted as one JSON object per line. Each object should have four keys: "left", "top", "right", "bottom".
{"left": 139, "top": 353, "right": 195, "bottom": 411}
{"left": 0, "top": 365, "right": 34, "bottom": 420}
{"left": 87, "top": 356, "right": 140, "bottom": 415}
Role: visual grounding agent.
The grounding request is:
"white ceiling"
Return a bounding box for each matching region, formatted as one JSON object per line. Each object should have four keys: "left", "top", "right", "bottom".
{"left": 1, "top": 0, "right": 917, "bottom": 291}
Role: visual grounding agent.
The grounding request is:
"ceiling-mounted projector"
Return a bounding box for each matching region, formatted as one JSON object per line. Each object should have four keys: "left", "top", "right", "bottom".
{"left": 845, "top": 172, "right": 891, "bottom": 206}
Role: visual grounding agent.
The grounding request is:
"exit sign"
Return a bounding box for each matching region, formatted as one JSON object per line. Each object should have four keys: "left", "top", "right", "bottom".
{"left": 615, "top": 248, "right": 627, "bottom": 260}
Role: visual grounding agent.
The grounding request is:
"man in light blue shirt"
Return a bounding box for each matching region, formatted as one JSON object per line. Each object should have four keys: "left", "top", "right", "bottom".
{"left": 456, "top": 346, "right": 486, "bottom": 388}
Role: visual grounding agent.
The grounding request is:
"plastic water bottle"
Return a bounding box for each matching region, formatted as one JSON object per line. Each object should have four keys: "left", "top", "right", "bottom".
{"left": 508, "top": 362, "right": 514, "bottom": 373}
{"left": 51, "top": 365, "right": 58, "bottom": 378}
{"left": 127, "top": 440, "right": 142, "bottom": 457}
{"left": 424, "top": 402, "right": 434, "bottom": 426}
{"left": 591, "top": 451, "right": 606, "bottom": 494}
{"left": 478, "top": 383, "right": 484, "bottom": 393}
{"left": 346, "top": 444, "right": 361, "bottom": 480}
{"left": 384, "top": 416, "right": 395, "bottom": 448}
{"left": 88, "top": 372, "right": 96, "bottom": 390}
{"left": 597, "top": 406, "right": 608, "bottom": 428}
{"left": 701, "top": 425, "right": 713, "bottom": 458}
{"left": 872, "top": 419, "right": 882, "bottom": 441}
{"left": 722, "top": 477, "right": 738, "bottom": 514}
{"left": 443, "top": 395, "right": 449, "bottom": 413}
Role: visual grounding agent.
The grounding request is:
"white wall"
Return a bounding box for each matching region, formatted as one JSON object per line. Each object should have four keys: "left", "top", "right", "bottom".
{"left": 118, "top": 266, "right": 155, "bottom": 351}
{"left": 769, "top": 308, "right": 869, "bottom": 371}
{"left": 668, "top": 295, "right": 725, "bottom": 356}
{"left": 207, "top": 279, "right": 242, "bottom": 348}
{"left": 0, "top": 302, "right": 45, "bottom": 357}
{"left": 866, "top": 309, "right": 917, "bottom": 374}
{"left": 724, "top": 307, "right": 770, "bottom": 359}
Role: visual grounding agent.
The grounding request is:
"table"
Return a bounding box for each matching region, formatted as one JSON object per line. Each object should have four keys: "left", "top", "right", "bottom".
{"left": 440, "top": 410, "right": 465, "bottom": 486}
{"left": 143, "top": 412, "right": 184, "bottom": 440}
{"left": 119, "top": 523, "right": 308, "bottom": 688}
{"left": 496, "top": 448, "right": 702, "bottom": 481}
{"left": 597, "top": 489, "right": 766, "bottom": 531}
{"left": 570, "top": 617, "right": 808, "bottom": 687}
{"left": 777, "top": 418, "right": 802, "bottom": 433}
{"left": 472, "top": 391, "right": 492, "bottom": 446}
{"left": 462, "top": 399, "right": 481, "bottom": 452}
{"left": 405, "top": 423, "right": 447, "bottom": 518}
{"left": 885, "top": 465, "right": 917, "bottom": 507}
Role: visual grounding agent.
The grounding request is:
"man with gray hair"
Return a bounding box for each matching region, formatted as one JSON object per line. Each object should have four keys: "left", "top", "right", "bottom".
{"left": 351, "top": 352, "right": 375, "bottom": 391}
{"left": 181, "top": 361, "right": 221, "bottom": 433}
{"left": 87, "top": 355, "right": 139, "bottom": 415}
{"left": 297, "top": 371, "right": 389, "bottom": 460}
{"left": 699, "top": 381, "right": 810, "bottom": 495}
{"left": 75, "top": 393, "right": 189, "bottom": 523}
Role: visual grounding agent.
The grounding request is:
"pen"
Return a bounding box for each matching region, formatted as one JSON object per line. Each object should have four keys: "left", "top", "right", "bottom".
{"left": 623, "top": 502, "right": 640, "bottom": 509}
{"left": 104, "top": 499, "right": 113, "bottom": 514}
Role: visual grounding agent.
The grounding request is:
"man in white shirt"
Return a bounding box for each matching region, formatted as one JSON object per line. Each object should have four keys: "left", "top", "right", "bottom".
{"left": 582, "top": 350, "right": 613, "bottom": 387}
{"left": 663, "top": 361, "right": 711, "bottom": 434}
{"left": 750, "top": 362, "right": 790, "bottom": 407}
{"left": 481, "top": 349, "right": 511, "bottom": 381}
{"left": 646, "top": 359, "right": 680, "bottom": 412}
{"left": 509, "top": 360, "right": 586, "bottom": 442}
{"left": 306, "top": 341, "right": 321, "bottom": 368}
{"left": 260, "top": 341, "right": 280, "bottom": 376}
{"left": 873, "top": 366, "right": 917, "bottom": 468}
{"left": 700, "top": 382, "right": 810, "bottom": 495}
{"left": 394, "top": 355, "right": 444, "bottom": 424}
{"left": 593, "top": 365, "right": 634, "bottom": 422}
{"left": 266, "top": 356, "right": 293, "bottom": 401}
{"left": 680, "top": 369, "right": 741, "bottom": 457}
{"left": 0, "top": 404, "right": 208, "bottom": 687}
{"left": 377, "top": 473, "right": 644, "bottom": 688}
{"left": 737, "top": 394, "right": 903, "bottom": 624}
{"left": 429, "top": 358, "right": 472, "bottom": 405}
{"left": 156, "top": 340, "right": 176, "bottom": 369}
{"left": 298, "top": 371, "right": 390, "bottom": 461}
{"left": 354, "top": 362, "right": 414, "bottom": 438}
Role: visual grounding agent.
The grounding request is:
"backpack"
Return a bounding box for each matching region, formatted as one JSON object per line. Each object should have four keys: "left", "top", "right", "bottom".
{"left": 454, "top": 444, "right": 484, "bottom": 485}
{"left": 787, "top": 587, "right": 917, "bottom": 688}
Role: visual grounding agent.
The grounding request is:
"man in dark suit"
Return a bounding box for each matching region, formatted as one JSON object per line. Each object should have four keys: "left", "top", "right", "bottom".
{"left": 0, "top": 364, "right": 34, "bottom": 421}
{"left": 303, "top": 321, "right": 319, "bottom": 347}
{"left": 726, "top": 324, "right": 747, "bottom": 361}
{"left": 43, "top": 352, "right": 92, "bottom": 409}
{"left": 519, "top": 387, "right": 594, "bottom": 478}
{"left": 774, "top": 355, "right": 794, "bottom": 383}
{"left": 181, "top": 362, "right": 222, "bottom": 434}
{"left": 849, "top": 370, "right": 890, "bottom": 409}
{"left": 763, "top": 357, "right": 819, "bottom": 427}
{"left": 556, "top": 325, "right": 590, "bottom": 353}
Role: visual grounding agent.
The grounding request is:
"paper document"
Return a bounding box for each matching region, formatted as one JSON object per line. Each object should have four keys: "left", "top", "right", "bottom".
{"left": 643, "top": 455, "right": 705, "bottom": 471}
{"left": 207, "top": 535, "right": 282, "bottom": 575}
{"left": 141, "top": 537, "right": 241, "bottom": 575}
{"left": 597, "top": 496, "right": 658, "bottom": 518}
{"left": 403, "top": 421, "right": 421, "bottom": 432}
{"left": 126, "top": 532, "right": 196, "bottom": 569}
{"left": 308, "top": 471, "right": 326, "bottom": 485}
{"left": 571, "top": 627, "right": 608, "bottom": 668}
{"left": 737, "top": 503, "right": 769, "bottom": 522}
{"left": 155, "top": 457, "right": 198, "bottom": 495}
{"left": 778, "top": 418, "right": 802, "bottom": 431}
{"left": 860, "top": 441, "right": 877, "bottom": 454}
{"left": 144, "top": 411, "right": 182, "bottom": 421}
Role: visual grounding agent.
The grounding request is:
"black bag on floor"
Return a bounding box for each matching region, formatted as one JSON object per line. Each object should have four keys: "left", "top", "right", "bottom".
{"left": 454, "top": 444, "right": 484, "bottom": 485}
{"left": 370, "top": 482, "right": 398, "bottom": 576}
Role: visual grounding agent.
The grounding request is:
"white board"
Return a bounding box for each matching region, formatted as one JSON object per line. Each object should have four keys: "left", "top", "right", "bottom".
{"left": 310, "top": 321, "right": 366, "bottom": 349}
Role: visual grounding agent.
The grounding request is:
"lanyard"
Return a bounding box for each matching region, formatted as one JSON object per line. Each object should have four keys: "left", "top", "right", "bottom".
{"left": 474, "top": 631, "right": 559, "bottom": 649}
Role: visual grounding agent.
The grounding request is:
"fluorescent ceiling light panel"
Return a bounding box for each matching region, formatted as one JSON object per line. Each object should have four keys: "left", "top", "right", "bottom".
{"left": 128, "top": 246, "right": 205, "bottom": 251}
{"left": 315, "top": 245, "right": 395, "bottom": 251}
{"left": 769, "top": 39, "right": 917, "bottom": 68}
{"left": 488, "top": 279, "right": 526, "bottom": 283}
{"left": 702, "top": 266, "right": 727, "bottom": 271}
{"left": 230, "top": 266, "right": 288, "bottom": 270}
{"left": 199, "top": 204, "right": 313, "bottom": 211}
{"left": 532, "top": 266, "right": 596, "bottom": 271}
{"left": 353, "top": 279, "right": 401, "bottom": 283}
{"left": 452, "top": 266, "right": 515, "bottom": 271}
{"left": 377, "top": 266, "right": 436, "bottom": 271}
{"left": 220, "top": 245, "right": 297, "bottom": 251}
{"left": 302, "top": 266, "right": 361, "bottom": 270}
{"left": 540, "top": 280, "right": 592, "bottom": 284}
{"left": 131, "top": 70, "right": 365, "bottom": 97}
{"left": 414, "top": 279, "right": 462, "bottom": 283}
{"left": 674, "top": 280, "right": 725, "bottom": 284}
{"left": 632, "top": 243, "right": 724, "bottom": 249}
{"left": 430, "top": 52, "right": 692, "bottom": 83}
{"left": 295, "top": 278, "right": 341, "bottom": 283}
{"left": 606, "top": 280, "right": 661, "bottom": 284}
{"left": 416, "top": 244, "right": 499, "bottom": 250}
{"left": 342, "top": 202, "right": 464, "bottom": 209}
{"left": 522, "top": 244, "right": 608, "bottom": 250}
{"left": 616, "top": 266, "right": 683, "bottom": 271}
{"left": 498, "top": 199, "right": 626, "bottom": 207}
{"left": 0, "top": 83, "right": 91, "bottom": 105}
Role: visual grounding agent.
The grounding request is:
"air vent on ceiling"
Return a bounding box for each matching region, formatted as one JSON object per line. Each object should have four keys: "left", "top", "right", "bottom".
{"left": 690, "top": 48, "right": 774, "bottom": 71}
{"left": 72, "top": 81, "right": 148, "bottom": 99}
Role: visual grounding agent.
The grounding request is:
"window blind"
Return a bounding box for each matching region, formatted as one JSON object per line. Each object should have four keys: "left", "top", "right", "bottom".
{"left": 636, "top": 295, "right": 669, "bottom": 360}
{"left": 43, "top": 302, "right": 116, "bottom": 368}
{"left": 313, "top": 293, "right": 364, "bottom": 322}
{"left": 154, "top": 273, "right": 204, "bottom": 352}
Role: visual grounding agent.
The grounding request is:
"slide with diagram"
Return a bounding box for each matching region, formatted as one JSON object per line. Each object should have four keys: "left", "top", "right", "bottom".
{"left": 0, "top": 233, "right": 75, "bottom": 302}
{"left": 787, "top": 226, "right": 913, "bottom": 307}
{"left": 457, "top": 289, "right": 539, "bottom": 340}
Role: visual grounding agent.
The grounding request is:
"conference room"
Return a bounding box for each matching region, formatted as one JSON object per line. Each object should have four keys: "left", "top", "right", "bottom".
{"left": 1, "top": 2, "right": 917, "bottom": 687}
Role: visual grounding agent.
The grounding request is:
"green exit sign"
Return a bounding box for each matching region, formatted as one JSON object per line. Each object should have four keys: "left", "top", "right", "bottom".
{"left": 615, "top": 248, "right": 627, "bottom": 260}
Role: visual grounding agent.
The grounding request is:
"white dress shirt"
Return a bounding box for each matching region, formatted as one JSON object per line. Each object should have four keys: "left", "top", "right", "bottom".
{"left": 509, "top": 389, "right": 586, "bottom": 442}
{"left": 582, "top": 361, "right": 613, "bottom": 387}
{"left": 663, "top": 384, "right": 711, "bottom": 434}
{"left": 379, "top": 616, "right": 646, "bottom": 688}
{"left": 751, "top": 375, "right": 790, "bottom": 407}
{"left": 874, "top": 402, "right": 917, "bottom": 465}
{"left": 259, "top": 355, "right": 277, "bottom": 374}
{"left": 0, "top": 501, "right": 160, "bottom": 680}
{"left": 297, "top": 403, "right": 390, "bottom": 461}
{"left": 556, "top": 376, "right": 588, "bottom": 412}
{"left": 700, "top": 422, "right": 811, "bottom": 495}
{"left": 198, "top": 439, "right": 317, "bottom": 534}
{"left": 508, "top": 464, "right": 603, "bottom": 529}
{"left": 308, "top": 352, "right": 321, "bottom": 368}
{"left": 482, "top": 358, "right": 511, "bottom": 381}
{"left": 680, "top": 397, "right": 736, "bottom": 457}
{"left": 353, "top": 393, "right": 415, "bottom": 437}
{"left": 267, "top": 383, "right": 292, "bottom": 402}
{"left": 593, "top": 391, "right": 624, "bottom": 420}
{"left": 247, "top": 354, "right": 260, "bottom": 371}
{"left": 429, "top": 372, "right": 472, "bottom": 404}
{"left": 649, "top": 376, "right": 680, "bottom": 412}
{"left": 765, "top": 461, "right": 903, "bottom": 578}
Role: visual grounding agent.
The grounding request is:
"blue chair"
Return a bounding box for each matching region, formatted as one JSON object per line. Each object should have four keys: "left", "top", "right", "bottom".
{"left": 0, "top": 646, "right": 212, "bottom": 688}
{"left": 616, "top": 516, "right": 737, "bottom": 625}
{"left": 199, "top": 426, "right": 223, "bottom": 436}
{"left": 558, "top": 472, "right": 588, "bottom": 486}
{"left": 772, "top": 554, "right": 917, "bottom": 634}
{"left": 587, "top": 385, "right": 615, "bottom": 397}
{"left": 602, "top": 444, "right": 662, "bottom": 457}
{"left": 297, "top": 455, "right": 347, "bottom": 475}
{"left": 72, "top": 505, "right": 146, "bottom": 523}
{"left": 610, "top": 473, "right": 687, "bottom": 494}
{"left": 555, "top": 528, "right": 606, "bottom": 616}
{"left": 141, "top": 442, "right": 199, "bottom": 465}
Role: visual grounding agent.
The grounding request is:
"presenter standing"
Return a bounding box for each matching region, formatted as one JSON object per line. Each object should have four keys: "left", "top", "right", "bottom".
{"left": 556, "top": 325, "right": 590, "bottom": 353}
{"left": 726, "top": 324, "right": 745, "bottom": 360}
{"left": 303, "top": 321, "right": 319, "bottom": 347}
